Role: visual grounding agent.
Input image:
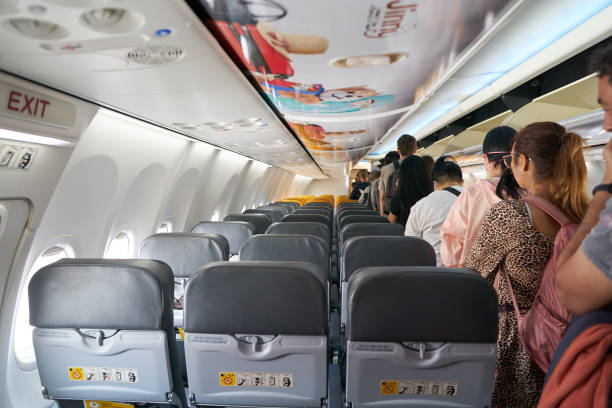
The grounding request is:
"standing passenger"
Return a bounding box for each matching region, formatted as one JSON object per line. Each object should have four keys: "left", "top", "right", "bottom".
{"left": 405, "top": 161, "right": 464, "bottom": 265}
{"left": 555, "top": 42, "right": 612, "bottom": 315}
{"left": 440, "top": 126, "right": 519, "bottom": 267}
{"left": 360, "top": 170, "right": 380, "bottom": 205}
{"left": 349, "top": 169, "right": 370, "bottom": 200}
{"left": 371, "top": 152, "right": 398, "bottom": 213}
{"left": 464, "top": 122, "right": 589, "bottom": 407}
{"left": 378, "top": 134, "right": 418, "bottom": 216}
{"left": 388, "top": 155, "right": 433, "bottom": 226}
{"left": 422, "top": 155, "right": 434, "bottom": 179}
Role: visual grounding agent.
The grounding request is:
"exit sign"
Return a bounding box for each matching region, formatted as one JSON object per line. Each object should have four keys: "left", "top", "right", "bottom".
{"left": 0, "top": 81, "right": 76, "bottom": 128}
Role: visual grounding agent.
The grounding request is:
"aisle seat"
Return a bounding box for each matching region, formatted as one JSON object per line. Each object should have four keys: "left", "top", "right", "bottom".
{"left": 29, "top": 259, "right": 185, "bottom": 406}
{"left": 345, "top": 267, "right": 497, "bottom": 408}
{"left": 339, "top": 223, "right": 405, "bottom": 253}
{"left": 340, "top": 236, "right": 436, "bottom": 327}
{"left": 191, "top": 221, "right": 254, "bottom": 257}
{"left": 338, "top": 215, "right": 387, "bottom": 232}
{"left": 244, "top": 208, "right": 283, "bottom": 222}
{"left": 184, "top": 262, "right": 328, "bottom": 407}
{"left": 266, "top": 222, "right": 331, "bottom": 250}
{"left": 283, "top": 213, "right": 331, "bottom": 228}
{"left": 224, "top": 213, "right": 272, "bottom": 235}
{"left": 259, "top": 204, "right": 290, "bottom": 216}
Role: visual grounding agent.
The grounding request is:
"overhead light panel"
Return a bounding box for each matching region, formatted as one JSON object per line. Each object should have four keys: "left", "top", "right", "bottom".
{"left": 0, "top": 128, "right": 74, "bottom": 146}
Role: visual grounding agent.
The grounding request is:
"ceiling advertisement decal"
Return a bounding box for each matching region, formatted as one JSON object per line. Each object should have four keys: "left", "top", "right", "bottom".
{"left": 200, "top": 0, "right": 512, "bottom": 167}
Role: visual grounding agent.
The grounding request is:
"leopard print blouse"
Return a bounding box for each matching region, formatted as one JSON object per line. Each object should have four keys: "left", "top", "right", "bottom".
{"left": 464, "top": 198, "right": 555, "bottom": 408}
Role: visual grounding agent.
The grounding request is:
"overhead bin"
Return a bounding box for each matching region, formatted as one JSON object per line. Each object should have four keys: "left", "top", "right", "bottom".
{"left": 503, "top": 74, "right": 600, "bottom": 129}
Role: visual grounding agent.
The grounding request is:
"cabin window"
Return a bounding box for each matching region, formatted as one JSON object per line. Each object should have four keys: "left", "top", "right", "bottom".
{"left": 104, "top": 231, "right": 133, "bottom": 259}
{"left": 14, "top": 245, "right": 74, "bottom": 365}
{"left": 156, "top": 221, "right": 172, "bottom": 233}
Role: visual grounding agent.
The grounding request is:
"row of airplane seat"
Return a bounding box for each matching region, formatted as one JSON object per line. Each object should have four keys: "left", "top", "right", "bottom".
{"left": 27, "top": 198, "right": 499, "bottom": 407}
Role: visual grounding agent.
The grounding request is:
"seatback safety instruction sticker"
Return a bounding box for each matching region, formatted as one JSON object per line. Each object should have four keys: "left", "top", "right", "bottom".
{"left": 83, "top": 401, "right": 135, "bottom": 408}
{"left": 220, "top": 372, "right": 294, "bottom": 388}
{"left": 68, "top": 367, "right": 139, "bottom": 383}
{"left": 0, "top": 144, "right": 38, "bottom": 171}
{"left": 380, "top": 380, "right": 458, "bottom": 396}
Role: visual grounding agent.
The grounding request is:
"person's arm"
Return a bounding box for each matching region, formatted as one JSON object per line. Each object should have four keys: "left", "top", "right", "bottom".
{"left": 440, "top": 192, "right": 470, "bottom": 267}
{"left": 388, "top": 195, "right": 400, "bottom": 224}
{"left": 404, "top": 205, "right": 421, "bottom": 237}
{"left": 556, "top": 139, "right": 612, "bottom": 314}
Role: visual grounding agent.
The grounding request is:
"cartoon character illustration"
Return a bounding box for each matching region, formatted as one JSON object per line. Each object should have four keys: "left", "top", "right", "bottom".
{"left": 259, "top": 77, "right": 395, "bottom": 113}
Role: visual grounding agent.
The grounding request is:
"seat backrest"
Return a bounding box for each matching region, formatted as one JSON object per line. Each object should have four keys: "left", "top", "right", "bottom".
{"left": 294, "top": 208, "right": 333, "bottom": 220}
{"left": 275, "top": 201, "right": 300, "bottom": 211}
{"left": 243, "top": 208, "right": 283, "bottom": 222}
{"left": 339, "top": 214, "right": 388, "bottom": 231}
{"left": 191, "top": 221, "right": 254, "bottom": 256}
{"left": 29, "top": 259, "right": 185, "bottom": 406}
{"left": 338, "top": 203, "right": 366, "bottom": 209}
{"left": 345, "top": 266, "right": 497, "bottom": 407}
{"left": 338, "top": 209, "right": 376, "bottom": 220}
{"left": 183, "top": 261, "right": 328, "bottom": 407}
{"left": 339, "top": 222, "right": 405, "bottom": 250}
{"left": 239, "top": 235, "right": 330, "bottom": 279}
{"left": 282, "top": 213, "right": 331, "bottom": 227}
{"left": 342, "top": 236, "right": 436, "bottom": 282}
{"left": 224, "top": 213, "right": 272, "bottom": 235}
{"left": 304, "top": 202, "right": 333, "bottom": 209}
{"left": 265, "top": 221, "right": 330, "bottom": 248}
{"left": 138, "top": 233, "right": 229, "bottom": 278}
{"left": 258, "top": 204, "right": 290, "bottom": 216}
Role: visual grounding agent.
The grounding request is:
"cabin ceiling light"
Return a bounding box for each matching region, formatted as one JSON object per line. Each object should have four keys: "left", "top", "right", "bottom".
{"left": 81, "top": 8, "right": 125, "bottom": 28}
{"left": 5, "top": 18, "right": 68, "bottom": 39}
{"left": 0, "top": 128, "right": 73, "bottom": 146}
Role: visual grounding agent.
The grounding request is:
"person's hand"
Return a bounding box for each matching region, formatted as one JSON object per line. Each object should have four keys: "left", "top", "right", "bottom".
{"left": 604, "top": 137, "right": 612, "bottom": 183}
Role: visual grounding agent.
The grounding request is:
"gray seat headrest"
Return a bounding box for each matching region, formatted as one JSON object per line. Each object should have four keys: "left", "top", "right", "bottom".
{"left": 283, "top": 213, "right": 330, "bottom": 226}
{"left": 338, "top": 209, "right": 376, "bottom": 219}
{"left": 265, "top": 222, "right": 330, "bottom": 246}
{"left": 273, "top": 201, "right": 300, "bottom": 211}
{"left": 138, "top": 233, "right": 229, "bottom": 278}
{"left": 339, "top": 215, "right": 387, "bottom": 231}
{"left": 258, "top": 205, "right": 290, "bottom": 216}
{"left": 224, "top": 213, "right": 272, "bottom": 234}
{"left": 342, "top": 236, "right": 436, "bottom": 281}
{"left": 192, "top": 221, "right": 254, "bottom": 255}
{"left": 29, "top": 259, "right": 174, "bottom": 331}
{"left": 239, "top": 235, "right": 329, "bottom": 280}
{"left": 294, "top": 209, "right": 332, "bottom": 219}
{"left": 337, "top": 203, "right": 366, "bottom": 209}
{"left": 244, "top": 208, "right": 283, "bottom": 222}
{"left": 304, "top": 203, "right": 333, "bottom": 210}
{"left": 339, "top": 222, "right": 404, "bottom": 249}
{"left": 184, "top": 261, "right": 327, "bottom": 335}
{"left": 347, "top": 267, "right": 498, "bottom": 343}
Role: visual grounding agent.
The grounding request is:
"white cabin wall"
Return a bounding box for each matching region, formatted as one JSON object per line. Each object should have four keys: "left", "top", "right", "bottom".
{"left": 1, "top": 104, "right": 307, "bottom": 408}
{"left": 305, "top": 177, "right": 348, "bottom": 198}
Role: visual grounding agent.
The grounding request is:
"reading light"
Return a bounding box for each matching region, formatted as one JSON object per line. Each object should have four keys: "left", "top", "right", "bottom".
{"left": 0, "top": 128, "right": 74, "bottom": 146}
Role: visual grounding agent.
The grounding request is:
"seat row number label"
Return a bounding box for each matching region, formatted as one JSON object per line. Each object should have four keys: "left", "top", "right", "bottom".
{"left": 380, "top": 380, "right": 458, "bottom": 396}
{"left": 219, "top": 372, "right": 294, "bottom": 388}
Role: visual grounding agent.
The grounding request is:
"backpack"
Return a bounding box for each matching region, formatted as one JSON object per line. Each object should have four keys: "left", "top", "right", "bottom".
{"left": 501, "top": 195, "right": 577, "bottom": 373}
{"left": 443, "top": 187, "right": 461, "bottom": 197}
{"left": 383, "top": 160, "right": 400, "bottom": 214}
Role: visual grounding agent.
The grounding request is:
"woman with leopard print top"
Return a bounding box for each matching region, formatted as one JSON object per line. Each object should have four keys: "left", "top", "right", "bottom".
{"left": 464, "top": 122, "right": 589, "bottom": 407}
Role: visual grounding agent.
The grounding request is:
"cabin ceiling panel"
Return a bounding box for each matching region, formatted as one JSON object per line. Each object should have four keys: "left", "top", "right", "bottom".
{"left": 189, "top": 0, "right": 517, "bottom": 171}
{"left": 372, "top": 0, "right": 612, "bottom": 156}
{"left": 0, "top": 0, "right": 324, "bottom": 178}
